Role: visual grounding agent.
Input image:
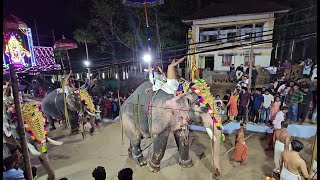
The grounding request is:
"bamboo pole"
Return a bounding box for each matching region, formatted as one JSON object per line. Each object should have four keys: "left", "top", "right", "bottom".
{"left": 117, "top": 89, "right": 123, "bottom": 143}
{"left": 308, "top": 134, "right": 317, "bottom": 180}
{"left": 9, "top": 64, "right": 33, "bottom": 180}
{"left": 61, "top": 77, "right": 71, "bottom": 129}
{"left": 137, "top": 94, "right": 141, "bottom": 132}
{"left": 223, "top": 133, "right": 254, "bottom": 154}
{"left": 78, "top": 82, "right": 85, "bottom": 139}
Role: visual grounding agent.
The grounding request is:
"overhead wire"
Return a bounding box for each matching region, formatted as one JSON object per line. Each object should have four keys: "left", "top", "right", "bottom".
{"left": 70, "top": 31, "right": 317, "bottom": 74}
{"left": 68, "top": 15, "right": 316, "bottom": 66}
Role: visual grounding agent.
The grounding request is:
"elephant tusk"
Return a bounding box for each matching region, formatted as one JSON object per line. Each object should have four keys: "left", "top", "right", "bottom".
{"left": 27, "top": 142, "right": 41, "bottom": 156}
{"left": 206, "top": 128, "right": 217, "bottom": 141}
{"left": 47, "top": 137, "right": 63, "bottom": 146}
{"left": 86, "top": 110, "right": 96, "bottom": 117}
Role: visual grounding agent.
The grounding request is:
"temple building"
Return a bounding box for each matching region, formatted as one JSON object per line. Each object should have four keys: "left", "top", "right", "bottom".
{"left": 182, "top": 0, "right": 289, "bottom": 71}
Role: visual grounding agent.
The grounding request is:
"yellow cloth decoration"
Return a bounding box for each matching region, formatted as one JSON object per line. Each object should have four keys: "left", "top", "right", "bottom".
{"left": 22, "top": 102, "right": 47, "bottom": 143}
{"left": 74, "top": 89, "right": 96, "bottom": 113}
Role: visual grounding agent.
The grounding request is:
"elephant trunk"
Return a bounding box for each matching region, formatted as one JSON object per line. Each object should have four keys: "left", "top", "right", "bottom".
{"left": 47, "top": 137, "right": 63, "bottom": 146}
{"left": 38, "top": 154, "right": 55, "bottom": 180}
{"left": 27, "top": 142, "right": 41, "bottom": 156}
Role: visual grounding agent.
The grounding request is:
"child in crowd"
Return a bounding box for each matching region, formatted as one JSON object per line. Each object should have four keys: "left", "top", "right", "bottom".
{"left": 216, "top": 102, "right": 225, "bottom": 121}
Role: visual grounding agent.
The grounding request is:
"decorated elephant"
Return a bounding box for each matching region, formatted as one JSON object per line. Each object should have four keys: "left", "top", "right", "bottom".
{"left": 41, "top": 88, "right": 96, "bottom": 132}
{"left": 3, "top": 101, "right": 63, "bottom": 180}
{"left": 121, "top": 81, "right": 223, "bottom": 177}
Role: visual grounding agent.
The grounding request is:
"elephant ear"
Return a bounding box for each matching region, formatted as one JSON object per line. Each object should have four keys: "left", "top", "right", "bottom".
{"left": 66, "top": 94, "right": 78, "bottom": 111}
{"left": 165, "top": 93, "right": 190, "bottom": 119}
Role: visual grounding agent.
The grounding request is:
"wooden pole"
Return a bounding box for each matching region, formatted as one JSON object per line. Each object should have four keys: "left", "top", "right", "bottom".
{"left": 117, "top": 89, "right": 123, "bottom": 143}
{"left": 33, "top": 18, "right": 40, "bottom": 46}
{"left": 248, "top": 23, "right": 255, "bottom": 90}
{"left": 9, "top": 64, "right": 33, "bottom": 180}
{"left": 308, "top": 134, "right": 317, "bottom": 180}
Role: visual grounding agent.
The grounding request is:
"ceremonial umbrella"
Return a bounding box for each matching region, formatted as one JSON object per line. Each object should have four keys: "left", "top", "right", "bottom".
{"left": 122, "top": 0, "right": 164, "bottom": 7}
{"left": 53, "top": 35, "right": 78, "bottom": 72}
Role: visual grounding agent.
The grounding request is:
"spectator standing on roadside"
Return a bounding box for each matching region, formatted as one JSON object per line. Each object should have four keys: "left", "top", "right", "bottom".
{"left": 285, "top": 84, "right": 304, "bottom": 123}
{"left": 237, "top": 87, "right": 250, "bottom": 122}
{"left": 229, "top": 64, "right": 236, "bottom": 81}
{"left": 270, "top": 96, "right": 282, "bottom": 121}
{"left": 300, "top": 58, "right": 313, "bottom": 79}
{"left": 260, "top": 89, "right": 274, "bottom": 125}
{"left": 251, "top": 66, "right": 259, "bottom": 88}
{"left": 282, "top": 59, "right": 292, "bottom": 80}
{"left": 249, "top": 88, "right": 264, "bottom": 124}
{"left": 235, "top": 64, "right": 244, "bottom": 81}
{"left": 310, "top": 64, "right": 317, "bottom": 81}
{"left": 298, "top": 85, "right": 313, "bottom": 125}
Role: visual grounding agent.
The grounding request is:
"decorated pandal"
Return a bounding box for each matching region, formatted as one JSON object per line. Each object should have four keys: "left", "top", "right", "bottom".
{"left": 3, "top": 15, "right": 61, "bottom": 74}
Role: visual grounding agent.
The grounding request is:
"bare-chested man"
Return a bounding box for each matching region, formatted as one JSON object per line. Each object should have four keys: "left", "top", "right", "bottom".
{"left": 147, "top": 56, "right": 187, "bottom": 95}
{"left": 279, "top": 139, "right": 310, "bottom": 179}
{"left": 231, "top": 122, "right": 248, "bottom": 166}
{"left": 273, "top": 121, "right": 292, "bottom": 173}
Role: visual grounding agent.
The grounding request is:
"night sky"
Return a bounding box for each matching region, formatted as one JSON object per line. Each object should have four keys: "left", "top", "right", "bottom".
{"left": 4, "top": 0, "right": 90, "bottom": 46}
{"left": 4, "top": 0, "right": 91, "bottom": 68}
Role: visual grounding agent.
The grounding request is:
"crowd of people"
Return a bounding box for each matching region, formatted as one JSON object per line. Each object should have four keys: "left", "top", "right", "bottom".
{"left": 217, "top": 59, "right": 317, "bottom": 126}
{"left": 3, "top": 148, "right": 133, "bottom": 180}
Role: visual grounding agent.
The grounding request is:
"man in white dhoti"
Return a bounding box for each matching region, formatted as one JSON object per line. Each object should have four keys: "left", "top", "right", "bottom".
{"left": 273, "top": 121, "right": 291, "bottom": 174}
{"left": 279, "top": 139, "right": 310, "bottom": 180}
{"left": 147, "top": 56, "right": 186, "bottom": 95}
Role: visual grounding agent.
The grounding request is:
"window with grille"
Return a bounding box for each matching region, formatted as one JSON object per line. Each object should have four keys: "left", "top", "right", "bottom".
{"left": 222, "top": 55, "right": 232, "bottom": 66}
{"left": 244, "top": 54, "right": 255, "bottom": 66}
{"left": 227, "top": 32, "right": 237, "bottom": 43}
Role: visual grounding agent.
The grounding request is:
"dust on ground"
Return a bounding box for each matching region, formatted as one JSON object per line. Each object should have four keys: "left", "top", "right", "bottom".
{"left": 34, "top": 122, "right": 314, "bottom": 180}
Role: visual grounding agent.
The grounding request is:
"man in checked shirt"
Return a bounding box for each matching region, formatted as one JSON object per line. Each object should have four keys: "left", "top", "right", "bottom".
{"left": 285, "top": 83, "right": 304, "bottom": 123}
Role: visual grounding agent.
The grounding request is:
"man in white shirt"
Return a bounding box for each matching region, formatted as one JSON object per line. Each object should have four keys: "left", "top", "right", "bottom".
{"left": 273, "top": 106, "right": 288, "bottom": 130}
{"left": 260, "top": 90, "right": 274, "bottom": 125}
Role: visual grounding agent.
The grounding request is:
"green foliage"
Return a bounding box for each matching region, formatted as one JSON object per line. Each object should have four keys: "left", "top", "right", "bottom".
{"left": 73, "top": 28, "right": 97, "bottom": 44}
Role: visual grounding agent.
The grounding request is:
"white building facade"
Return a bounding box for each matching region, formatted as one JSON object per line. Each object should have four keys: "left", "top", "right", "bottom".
{"left": 183, "top": 2, "right": 289, "bottom": 71}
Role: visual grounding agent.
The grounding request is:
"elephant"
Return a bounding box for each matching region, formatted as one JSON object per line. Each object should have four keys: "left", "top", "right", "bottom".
{"left": 121, "top": 82, "right": 222, "bottom": 177}
{"left": 3, "top": 101, "right": 63, "bottom": 180}
{"left": 41, "top": 88, "right": 96, "bottom": 132}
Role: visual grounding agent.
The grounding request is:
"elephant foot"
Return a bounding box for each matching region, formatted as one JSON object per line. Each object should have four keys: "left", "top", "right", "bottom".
{"left": 130, "top": 152, "right": 147, "bottom": 166}
{"left": 179, "top": 158, "right": 193, "bottom": 168}
{"left": 89, "top": 127, "right": 94, "bottom": 136}
{"left": 69, "top": 129, "right": 79, "bottom": 136}
{"left": 212, "top": 169, "right": 222, "bottom": 180}
{"left": 47, "top": 175, "right": 55, "bottom": 180}
{"left": 147, "top": 158, "right": 160, "bottom": 172}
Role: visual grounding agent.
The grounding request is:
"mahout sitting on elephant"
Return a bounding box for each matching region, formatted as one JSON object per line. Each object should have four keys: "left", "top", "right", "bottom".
{"left": 41, "top": 88, "right": 97, "bottom": 133}
{"left": 121, "top": 81, "right": 223, "bottom": 178}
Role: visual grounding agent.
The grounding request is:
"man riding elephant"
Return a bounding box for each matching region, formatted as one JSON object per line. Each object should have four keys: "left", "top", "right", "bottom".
{"left": 41, "top": 86, "right": 97, "bottom": 133}
{"left": 121, "top": 80, "right": 223, "bottom": 178}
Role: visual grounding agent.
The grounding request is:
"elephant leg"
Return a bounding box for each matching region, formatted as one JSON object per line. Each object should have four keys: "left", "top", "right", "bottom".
{"left": 173, "top": 130, "right": 193, "bottom": 168}
{"left": 147, "top": 129, "right": 170, "bottom": 172}
{"left": 38, "top": 155, "right": 55, "bottom": 180}
{"left": 46, "top": 115, "right": 56, "bottom": 131}
{"left": 68, "top": 112, "right": 79, "bottom": 133}
{"left": 129, "top": 141, "right": 146, "bottom": 166}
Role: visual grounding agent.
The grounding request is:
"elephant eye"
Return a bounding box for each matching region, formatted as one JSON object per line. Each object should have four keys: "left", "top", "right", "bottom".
{"left": 187, "top": 99, "right": 191, "bottom": 106}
